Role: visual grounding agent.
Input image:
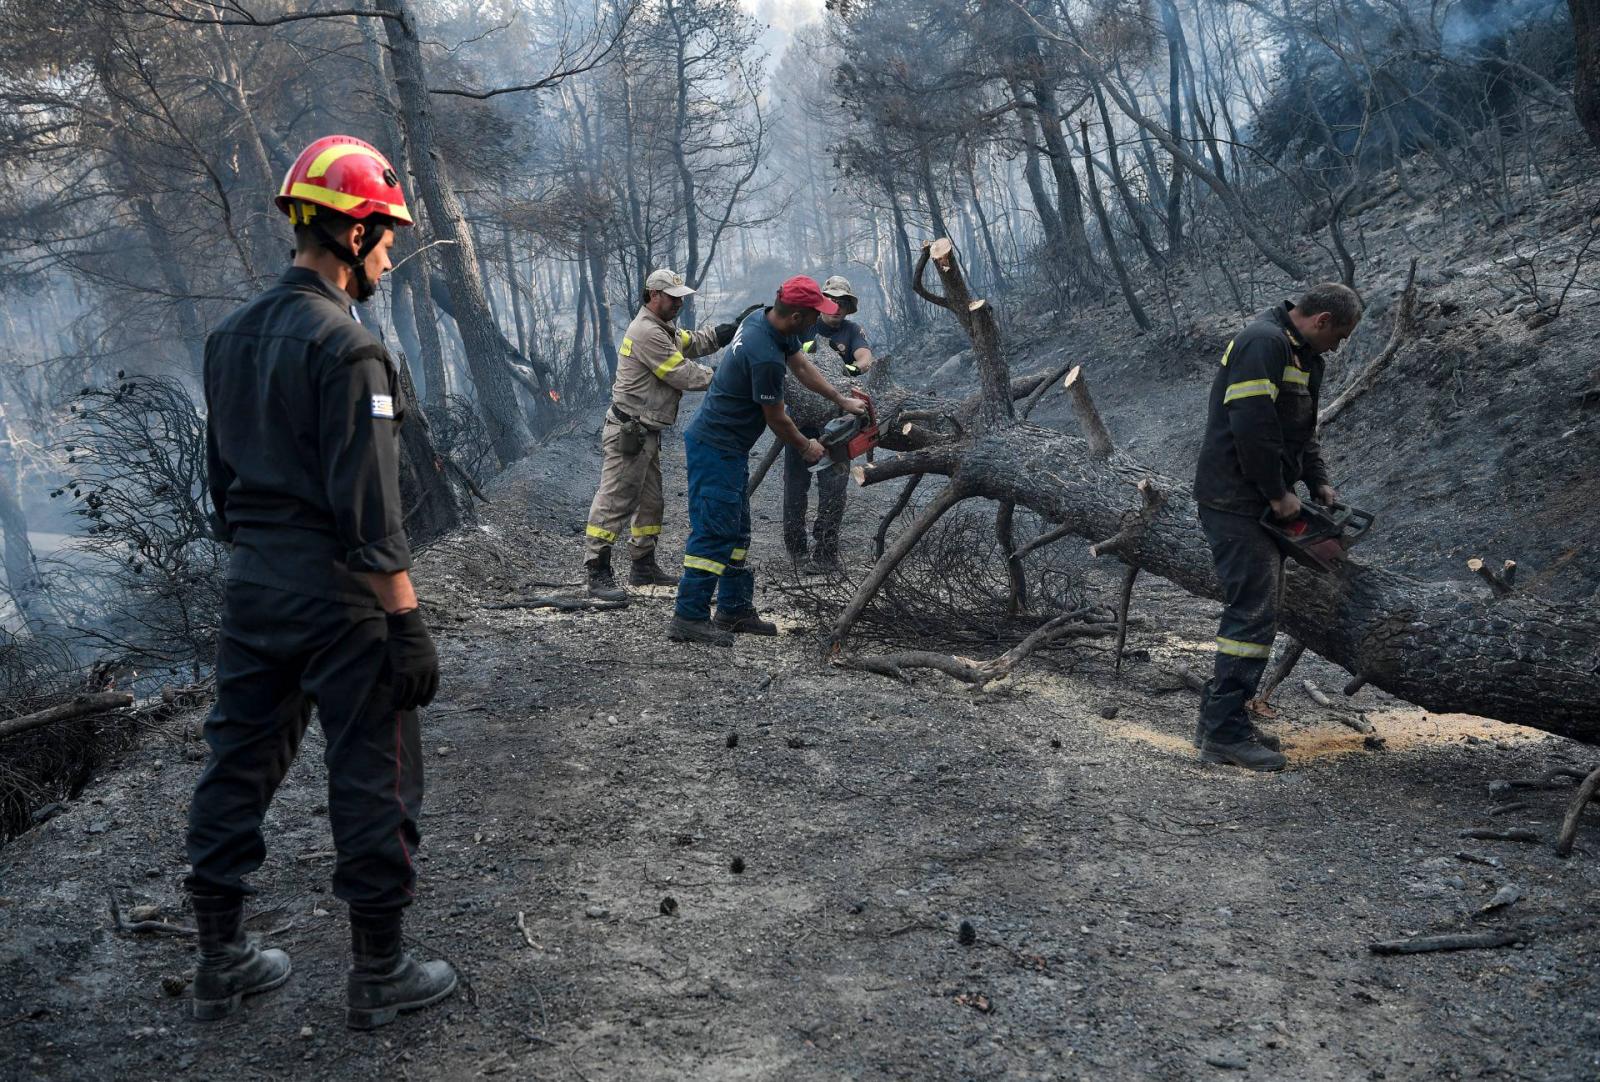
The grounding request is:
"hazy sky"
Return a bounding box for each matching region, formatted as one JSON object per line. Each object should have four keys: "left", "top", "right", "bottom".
{"left": 741, "top": 0, "right": 825, "bottom": 34}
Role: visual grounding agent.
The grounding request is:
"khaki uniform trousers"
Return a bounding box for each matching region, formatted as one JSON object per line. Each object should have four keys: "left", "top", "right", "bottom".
{"left": 584, "top": 416, "right": 664, "bottom": 561}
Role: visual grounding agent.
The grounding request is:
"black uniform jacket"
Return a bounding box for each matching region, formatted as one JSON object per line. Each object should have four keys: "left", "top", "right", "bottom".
{"left": 205, "top": 267, "right": 410, "bottom": 607}
{"left": 1194, "top": 301, "right": 1332, "bottom": 517}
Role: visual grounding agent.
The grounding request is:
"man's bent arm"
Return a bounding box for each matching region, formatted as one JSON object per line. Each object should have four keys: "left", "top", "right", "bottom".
{"left": 361, "top": 569, "right": 419, "bottom": 614}
{"left": 761, "top": 402, "right": 812, "bottom": 453}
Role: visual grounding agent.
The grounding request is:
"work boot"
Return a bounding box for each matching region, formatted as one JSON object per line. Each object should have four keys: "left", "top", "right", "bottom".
{"left": 585, "top": 555, "right": 628, "bottom": 602}
{"left": 803, "top": 550, "right": 844, "bottom": 576}
{"left": 1193, "top": 720, "right": 1281, "bottom": 752}
{"left": 629, "top": 554, "right": 678, "bottom": 587}
{"left": 347, "top": 909, "right": 458, "bottom": 1031}
{"left": 190, "top": 892, "right": 292, "bottom": 1021}
{"left": 1199, "top": 735, "right": 1288, "bottom": 772}
{"left": 713, "top": 609, "right": 779, "bottom": 636}
{"left": 667, "top": 614, "right": 735, "bottom": 647}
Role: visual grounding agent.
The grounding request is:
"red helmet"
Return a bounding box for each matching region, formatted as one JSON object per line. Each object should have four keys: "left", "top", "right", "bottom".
{"left": 275, "top": 135, "right": 413, "bottom": 226}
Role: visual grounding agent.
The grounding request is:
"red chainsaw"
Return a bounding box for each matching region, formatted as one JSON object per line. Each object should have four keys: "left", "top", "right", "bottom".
{"left": 809, "top": 390, "right": 879, "bottom": 474}
{"left": 1259, "top": 500, "right": 1375, "bottom": 573}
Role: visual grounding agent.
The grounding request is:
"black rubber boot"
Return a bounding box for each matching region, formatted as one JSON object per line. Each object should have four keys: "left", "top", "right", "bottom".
{"left": 190, "top": 892, "right": 292, "bottom": 1021}
{"left": 1193, "top": 719, "right": 1281, "bottom": 752}
{"left": 1199, "top": 735, "right": 1288, "bottom": 772}
{"left": 668, "top": 614, "right": 735, "bottom": 647}
{"left": 629, "top": 554, "right": 678, "bottom": 587}
{"left": 801, "top": 552, "right": 843, "bottom": 576}
{"left": 585, "top": 555, "right": 628, "bottom": 602}
{"left": 347, "top": 909, "right": 458, "bottom": 1031}
{"left": 713, "top": 609, "right": 779, "bottom": 636}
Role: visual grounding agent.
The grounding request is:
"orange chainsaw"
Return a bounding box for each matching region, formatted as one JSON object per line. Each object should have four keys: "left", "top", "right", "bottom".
{"left": 809, "top": 391, "right": 878, "bottom": 474}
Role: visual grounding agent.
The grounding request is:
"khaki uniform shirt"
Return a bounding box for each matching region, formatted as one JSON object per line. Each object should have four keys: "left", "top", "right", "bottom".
{"left": 611, "top": 306, "right": 721, "bottom": 430}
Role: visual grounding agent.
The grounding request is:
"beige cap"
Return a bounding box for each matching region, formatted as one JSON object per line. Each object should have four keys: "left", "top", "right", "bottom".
{"left": 821, "top": 275, "right": 857, "bottom": 303}
{"left": 645, "top": 268, "right": 696, "bottom": 298}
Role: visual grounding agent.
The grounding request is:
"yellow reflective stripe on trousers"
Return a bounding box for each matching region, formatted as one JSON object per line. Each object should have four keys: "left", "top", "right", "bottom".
{"left": 585, "top": 524, "right": 617, "bottom": 542}
{"left": 1282, "top": 365, "right": 1310, "bottom": 387}
{"left": 1216, "top": 636, "right": 1270, "bottom": 659}
{"left": 730, "top": 547, "right": 747, "bottom": 562}
{"left": 619, "top": 336, "right": 633, "bottom": 358}
{"left": 631, "top": 525, "right": 661, "bottom": 538}
{"left": 1220, "top": 339, "right": 1234, "bottom": 367}
{"left": 1223, "top": 379, "right": 1278, "bottom": 404}
{"left": 683, "top": 554, "right": 726, "bottom": 575}
{"left": 653, "top": 351, "right": 686, "bottom": 378}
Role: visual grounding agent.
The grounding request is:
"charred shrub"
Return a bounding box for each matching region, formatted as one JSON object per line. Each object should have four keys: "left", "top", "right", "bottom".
{"left": 53, "top": 375, "right": 222, "bottom": 677}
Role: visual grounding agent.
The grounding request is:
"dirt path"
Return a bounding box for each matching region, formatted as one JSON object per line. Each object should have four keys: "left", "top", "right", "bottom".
{"left": 3, "top": 428, "right": 1598, "bottom": 1081}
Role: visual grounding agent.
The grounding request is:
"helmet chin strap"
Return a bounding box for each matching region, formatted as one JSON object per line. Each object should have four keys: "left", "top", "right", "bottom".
{"left": 310, "top": 219, "right": 388, "bottom": 303}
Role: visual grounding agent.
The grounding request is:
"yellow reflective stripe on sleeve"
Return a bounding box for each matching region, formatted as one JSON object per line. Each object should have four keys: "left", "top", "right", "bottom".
{"left": 802, "top": 340, "right": 815, "bottom": 353}
{"left": 619, "top": 336, "right": 633, "bottom": 358}
{"left": 585, "top": 524, "right": 617, "bottom": 542}
{"left": 1223, "top": 379, "right": 1279, "bottom": 404}
{"left": 683, "top": 555, "right": 726, "bottom": 575}
{"left": 652, "top": 351, "right": 686, "bottom": 378}
{"left": 630, "top": 525, "right": 661, "bottom": 538}
{"left": 730, "top": 547, "right": 747, "bottom": 561}
{"left": 1220, "top": 339, "right": 1234, "bottom": 367}
{"left": 1282, "top": 366, "right": 1310, "bottom": 387}
{"left": 678, "top": 329, "right": 692, "bottom": 348}
{"left": 1217, "top": 636, "right": 1271, "bottom": 659}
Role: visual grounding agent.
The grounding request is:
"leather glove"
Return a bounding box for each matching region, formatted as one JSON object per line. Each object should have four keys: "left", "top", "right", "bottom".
{"left": 385, "top": 608, "right": 439, "bottom": 710}
{"left": 714, "top": 322, "right": 736, "bottom": 347}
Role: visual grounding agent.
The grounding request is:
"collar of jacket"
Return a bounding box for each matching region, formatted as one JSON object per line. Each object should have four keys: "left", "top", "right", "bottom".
{"left": 1271, "top": 299, "right": 1316, "bottom": 355}
{"left": 281, "top": 266, "right": 358, "bottom": 315}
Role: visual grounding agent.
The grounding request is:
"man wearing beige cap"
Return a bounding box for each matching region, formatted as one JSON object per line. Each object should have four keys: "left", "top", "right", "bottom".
{"left": 785, "top": 275, "right": 877, "bottom": 572}
{"left": 581, "top": 269, "right": 738, "bottom": 601}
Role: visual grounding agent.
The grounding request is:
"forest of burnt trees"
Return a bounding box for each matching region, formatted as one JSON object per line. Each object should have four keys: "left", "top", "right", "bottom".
{"left": 0, "top": 0, "right": 1595, "bottom": 834}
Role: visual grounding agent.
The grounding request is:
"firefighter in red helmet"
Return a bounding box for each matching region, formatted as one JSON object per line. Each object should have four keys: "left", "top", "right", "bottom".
{"left": 183, "top": 135, "right": 455, "bottom": 1029}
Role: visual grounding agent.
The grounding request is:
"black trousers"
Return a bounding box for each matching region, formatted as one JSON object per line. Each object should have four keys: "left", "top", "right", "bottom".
{"left": 1197, "top": 506, "right": 1284, "bottom": 743}
{"left": 186, "top": 581, "right": 421, "bottom": 910}
{"left": 782, "top": 426, "right": 847, "bottom": 559}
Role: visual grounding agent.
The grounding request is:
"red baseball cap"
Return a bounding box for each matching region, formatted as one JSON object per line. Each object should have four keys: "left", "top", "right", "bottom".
{"left": 776, "top": 275, "right": 839, "bottom": 315}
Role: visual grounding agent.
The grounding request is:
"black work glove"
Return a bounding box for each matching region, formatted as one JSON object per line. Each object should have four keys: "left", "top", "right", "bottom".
{"left": 385, "top": 608, "right": 439, "bottom": 710}
{"left": 714, "top": 322, "right": 736, "bottom": 347}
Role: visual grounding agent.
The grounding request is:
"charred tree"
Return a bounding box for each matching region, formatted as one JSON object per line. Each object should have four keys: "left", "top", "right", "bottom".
{"left": 1575, "top": 0, "right": 1600, "bottom": 151}
{"left": 793, "top": 243, "right": 1600, "bottom": 742}
{"left": 375, "top": 0, "right": 536, "bottom": 465}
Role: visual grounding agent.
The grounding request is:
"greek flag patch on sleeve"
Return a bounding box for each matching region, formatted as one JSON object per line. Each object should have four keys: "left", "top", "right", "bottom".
{"left": 370, "top": 394, "right": 395, "bottom": 419}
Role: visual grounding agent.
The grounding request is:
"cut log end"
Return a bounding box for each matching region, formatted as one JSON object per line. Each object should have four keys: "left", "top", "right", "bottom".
{"left": 1063, "top": 365, "right": 1082, "bottom": 389}
{"left": 968, "top": 299, "right": 987, "bottom": 313}
{"left": 850, "top": 466, "right": 866, "bottom": 487}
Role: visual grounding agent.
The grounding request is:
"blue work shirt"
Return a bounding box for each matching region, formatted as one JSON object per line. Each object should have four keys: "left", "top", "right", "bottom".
{"left": 804, "top": 317, "right": 868, "bottom": 372}
{"left": 686, "top": 307, "right": 802, "bottom": 455}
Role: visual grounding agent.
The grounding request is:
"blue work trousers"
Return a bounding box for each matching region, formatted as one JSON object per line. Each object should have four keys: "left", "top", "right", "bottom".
{"left": 676, "top": 434, "right": 755, "bottom": 621}
{"left": 1197, "top": 506, "right": 1285, "bottom": 743}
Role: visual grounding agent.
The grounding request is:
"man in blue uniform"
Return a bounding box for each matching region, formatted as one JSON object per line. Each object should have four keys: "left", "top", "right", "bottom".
{"left": 1192, "top": 283, "right": 1362, "bottom": 771}
{"left": 784, "top": 275, "right": 878, "bottom": 572}
{"left": 185, "top": 136, "right": 454, "bottom": 1028}
{"left": 670, "top": 276, "right": 867, "bottom": 645}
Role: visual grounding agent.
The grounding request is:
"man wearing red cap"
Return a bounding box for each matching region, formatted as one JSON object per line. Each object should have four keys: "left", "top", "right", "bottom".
{"left": 671, "top": 276, "right": 867, "bottom": 645}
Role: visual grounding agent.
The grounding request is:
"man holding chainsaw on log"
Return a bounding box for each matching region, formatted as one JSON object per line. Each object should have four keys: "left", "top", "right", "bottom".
{"left": 783, "top": 275, "right": 878, "bottom": 574}
{"left": 581, "top": 269, "right": 741, "bottom": 602}
{"left": 670, "top": 276, "right": 867, "bottom": 646}
{"left": 1193, "top": 283, "right": 1363, "bottom": 771}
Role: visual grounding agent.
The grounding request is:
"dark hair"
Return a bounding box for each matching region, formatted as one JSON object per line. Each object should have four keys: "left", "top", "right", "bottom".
{"left": 1296, "top": 282, "right": 1363, "bottom": 326}
{"left": 293, "top": 208, "right": 393, "bottom": 253}
{"left": 773, "top": 298, "right": 805, "bottom": 319}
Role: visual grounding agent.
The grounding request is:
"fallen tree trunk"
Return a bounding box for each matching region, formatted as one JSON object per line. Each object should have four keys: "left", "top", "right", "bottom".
{"left": 838, "top": 410, "right": 1600, "bottom": 740}
{"left": 0, "top": 693, "right": 134, "bottom": 742}
{"left": 786, "top": 238, "right": 1600, "bottom": 740}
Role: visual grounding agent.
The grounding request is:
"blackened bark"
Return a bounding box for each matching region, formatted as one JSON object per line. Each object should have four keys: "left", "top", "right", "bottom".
{"left": 376, "top": 0, "right": 532, "bottom": 464}
{"left": 1575, "top": 0, "right": 1600, "bottom": 151}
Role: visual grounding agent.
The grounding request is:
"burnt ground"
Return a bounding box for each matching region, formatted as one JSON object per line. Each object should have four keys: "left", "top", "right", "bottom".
{"left": 3, "top": 427, "right": 1599, "bottom": 1082}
